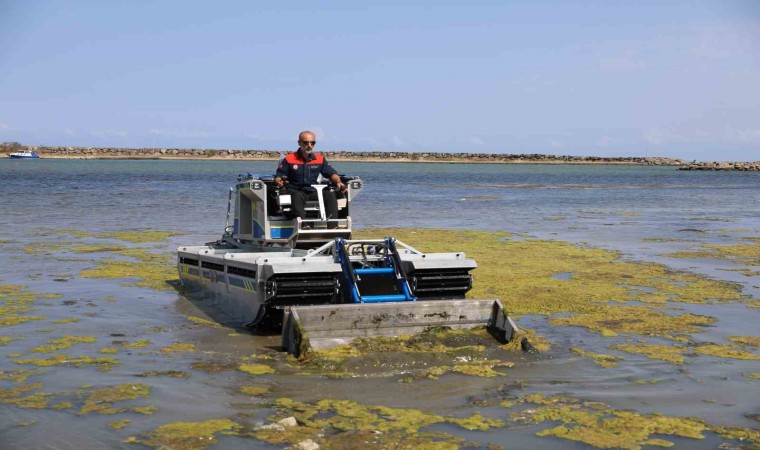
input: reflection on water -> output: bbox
[1,160,758,449]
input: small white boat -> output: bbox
[8,150,40,159]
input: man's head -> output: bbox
[298,130,317,158]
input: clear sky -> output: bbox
[1,1,758,161]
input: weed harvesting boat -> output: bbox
[177,174,521,355]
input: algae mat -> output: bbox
[2,227,759,450]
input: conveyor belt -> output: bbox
[410,269,473,299]
[265,273,340,305]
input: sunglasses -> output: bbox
[299,140,317,145]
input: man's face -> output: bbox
[298,133,316,157]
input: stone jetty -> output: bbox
[678,161,760,171]
[1,144,689,166]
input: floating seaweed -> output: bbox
[571,348,624,368]
[124,419,241,450]
[78,384,152,415]
[508,393,760,449]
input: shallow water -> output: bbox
[1,159,758,449]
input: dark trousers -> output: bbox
[287,187,339,223]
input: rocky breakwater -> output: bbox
[678,161,760,171]
[21,146,282,160]
[3,145,687,166]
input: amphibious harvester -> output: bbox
[177,174,520,355]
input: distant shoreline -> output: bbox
[3,145,759,170]
[1,145,684,166]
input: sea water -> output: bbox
[0,159,758,449]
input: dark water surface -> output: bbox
[1,159,758,449]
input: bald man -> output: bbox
[274,130,347,229]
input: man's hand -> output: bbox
[336,181,348,193]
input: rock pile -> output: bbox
[678,161,760,171]
[2,145,688,165]
[24,146,279,159]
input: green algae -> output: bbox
[308,327,491,360]
[100,347,119,354]
[550,306,714,339]
[251,397,502,448]
[610,344,688,364]
[663,238,760,269]
[0,369,44,383]
[122,339,151,348]
[508,394,760,449]
[50,228,182,243]
[132,405,159,415]
[727,335,760,347]
[357,229,742,321]
[0,335,23,345]
[503,328,552,352]
[634,379,662,384]
[1,285,60,328]
[95,230,183,243]
[68,243,131,254]
[0,315,46,327]
[571,348,624,368]
[80,257,177,291]
[693,344,760,360]
[0,383,52,409]
[137,370,189,378]
[125,418,241,450]
[239,363,275,375]
[749,373,760,379]
[401,360,515,381]
[52,229,93,238]
[297,397,501,432]
[14,354,121,371]
[78,383,152,415]
[242,352,274,361]
[29,335,97,353]
[109,419,131,429]
[186,315,223,328]
[1,285,28,295]
[50,318,81,324]
[451,360,514,377]
[190,361,239,373]
[26,236,180,291]
[297,326,524,379]
[159,342,196,352]
[642,238,697,243]
[240,386,269,396]
[20,242,72,254]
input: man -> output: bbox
[274,131,347,229]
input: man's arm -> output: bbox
[275,161,288,188]
[322,158,347,192]
[329,173,346,192]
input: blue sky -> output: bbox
[1,1,758,161]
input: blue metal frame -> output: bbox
[334,237,417,304]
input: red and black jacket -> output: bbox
[276,150,338,193]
